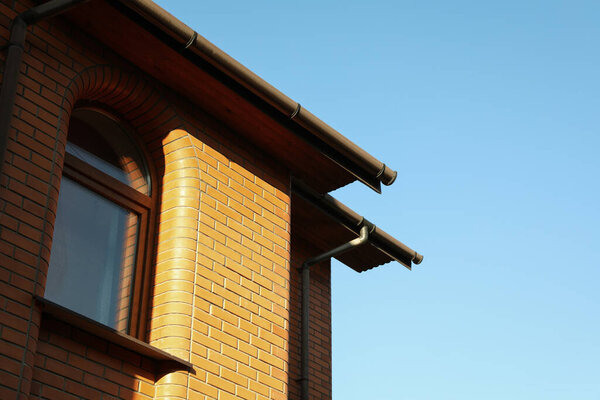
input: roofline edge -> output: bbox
[112,0,399,190]
[292,179,423,270]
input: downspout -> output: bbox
[0,0,90,175]
[300,224,371,400]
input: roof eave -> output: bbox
[292,179,423,272]
[110,0,398,193]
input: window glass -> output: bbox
[47,108,152,335]
[68,108,150,195]
[46,177,139,330]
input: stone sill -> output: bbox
[35,295,193,373]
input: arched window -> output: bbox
[46,108,153,337]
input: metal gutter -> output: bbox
[294,179,422,398]
[292,179,423,268]
[0,0,91,175]
[112,0,398,192]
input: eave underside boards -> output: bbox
[64,0,356,194]
[291,193,395,273]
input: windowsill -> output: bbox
[34,296,193,373]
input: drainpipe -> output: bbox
[0,0,90,175]
[300,224,371,400]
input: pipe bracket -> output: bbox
[289,103,301,120]
[375,163,386,179]
[360,218,376,234]
[183,31,197,50]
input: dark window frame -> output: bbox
[54,107,157,340]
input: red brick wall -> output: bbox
[0,1,332,399]
[32,316,156,400]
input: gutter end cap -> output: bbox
[383,167,398,186]
[413,252,424,265]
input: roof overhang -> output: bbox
[59,0,398,194]
[292,179,422,272]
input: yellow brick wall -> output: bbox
[149,126,291,400]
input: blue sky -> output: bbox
[155,1,600,398]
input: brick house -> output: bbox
[0,0,423,399]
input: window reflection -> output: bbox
[47,108,152,335]
[46,177,139,330]
[68,108,150,195]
